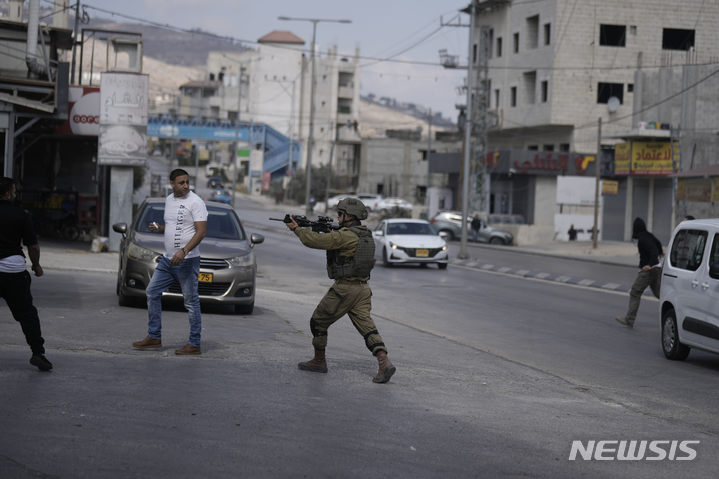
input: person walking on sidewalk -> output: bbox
[0,177,52,371]
[132,169,207,355]
[285,197,396,383]
[616,217,663,328]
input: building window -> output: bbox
[513,33,520,53]
[541,80,548,102]
[600,24,626,47]
[544,23,551,45]
[627,83,634,92]
[473,43,478,64]
[523,71,537,104]
[526,15,539,49]
[496,37,503,57]
[663,28,695,51]
[629,25,637,35]
[528,145,539,151]
[510,86,517,107]
[560,143,570,152]
[543,144,554,151]
[494,89,500,109]
[489,29,494,58]
[597,82,624,104]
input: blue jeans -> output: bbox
[146,256,201,347]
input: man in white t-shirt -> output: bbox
[132,169,208,354]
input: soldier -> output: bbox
[285,197,396,383]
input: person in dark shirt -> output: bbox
[567,224,578,241]
[0,177,52,371]
[615,217,663,328]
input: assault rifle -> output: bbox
[269,214,338,233]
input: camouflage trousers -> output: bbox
[309,279,387,356]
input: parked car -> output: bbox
[357,193,383,211]
[377,197,413,214]
[206,176,224,189]
[372,218,448,269]
[112,198,264,314]
[209,188,232,205]
[659,219,719,360]
[430,211,514,245]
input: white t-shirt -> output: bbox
[0,254,27,273]
[163,191,208,259]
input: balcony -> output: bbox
[338,86,354,99]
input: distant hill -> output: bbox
[87,20,246,67]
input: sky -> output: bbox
[75,0,471,121]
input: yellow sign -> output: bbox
[631,142,673,175]
[601,180,618,195]
[614,143,630,175]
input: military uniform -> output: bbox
[294,226,387,355]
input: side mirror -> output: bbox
[250,233,265,247]
[438,231,449,240]
[710,263,719,280]
[374,230,384,236]
[112,223,127,235]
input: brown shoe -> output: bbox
[615,316,634,328]
[132,336,162,349]
[175,344,201,355]
[373,351,396,384]
[298,348,327,373]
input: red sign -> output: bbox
[54,86,101,136]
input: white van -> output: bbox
[659,219,719,360]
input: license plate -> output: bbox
[416,249,429,257]
[198,272,213,282]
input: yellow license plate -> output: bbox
[198,272,213,282]
[416,249,429,257]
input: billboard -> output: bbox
[631,142,673,175]
[98,73,149,166]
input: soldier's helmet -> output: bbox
[336,197,368,220]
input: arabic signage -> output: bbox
[147,121,250,141]
[485,150,597,176]
[98,72,149,166]
[614,141,675,176]
[677,178,712,202]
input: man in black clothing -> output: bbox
[615,217,663,328]
[0,177,52,371]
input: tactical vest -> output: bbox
[326,226,375,280]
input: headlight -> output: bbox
[128,242,159,262]
[390,241,398,250]
[229,253,254,267]
[441,245,447,251]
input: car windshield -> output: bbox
[136,204,245,240]
[387,222,436,235]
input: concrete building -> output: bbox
[463,0,719,243]
[169,30,362,189]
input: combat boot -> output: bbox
[373,351,396,384]
[298,349,328,373]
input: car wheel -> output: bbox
[662,308,690,360]
[438,263,448,270]
[382,247,392,267]
[441,230,455,241]
[235,302,254,315]
[489,237,504,245]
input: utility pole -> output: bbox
[70,0,80,84]
[458,0,476,260]
[425,108,432,217]
[231,65,245,207]
[592,117,602,249]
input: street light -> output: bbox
[278,16,352,216]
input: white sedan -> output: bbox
[372,218,448,269]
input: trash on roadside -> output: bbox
[90,237,109,253]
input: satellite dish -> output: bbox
[607,96,621,113]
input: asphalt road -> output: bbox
[1,196,718,478]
